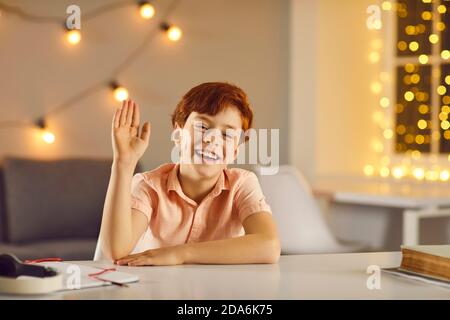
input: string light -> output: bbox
[160,22,182,41]
[442,50,450,60]
[35,118,55,144]
[65,28,81,45]
[0,0,182,136]
[139,1,155,19]
[418,54,428,64]
[363,165,375,176]
[110,81,129,102]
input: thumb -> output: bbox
[140,122,151,143]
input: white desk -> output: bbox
[313,178,450,245]
[2,252,449,299]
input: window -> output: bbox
[394,0,450,156]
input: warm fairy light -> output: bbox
[411,150,421,159]
[397,41,407,51]
[110,82,129,102]
[417,119,427,129]
[412,167,425,180]
[42,131,55,144]
[404,64,415,73]
[404,91,415,101]
[440,170,449,181]
[114,87,128,102]
[437,5,447,14]
[422,0,431,3]
[369,51,380,63]
[437,22,446,32]
[410,74,420,84]
[442,50,450,60]
[379,97,390,108]
[415,135,425,144]
[441,120,450,130]
[429,34,439,44]
[418,54,429,64]
[437,85,447,95]
[418,104,429,114]
[409,41,419,52]
[421,11,432,21]
[425,169,439,181]
[392,166,405,179]
[363,165,375,176]
[383,129,393,139]
[161,23,182,42]
[380,167,390,178]
[381,1,392,11]
[370,81,382,94]
[372,140,384,153]
[139,2,155,19]
[445,75,450,86]
[66,29,81,45]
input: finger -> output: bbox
[140,122,151,143]
[131,101,140,128]
[125,100,134,126]
[115,251,148,264]
[128,257,152,266]
[113,107,121,129]
[119,100,128,126]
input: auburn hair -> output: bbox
[171,82,253,131]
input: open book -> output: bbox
[382,245,450,288]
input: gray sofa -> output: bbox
[0,157,141,260]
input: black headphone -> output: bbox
[0,254,58,278]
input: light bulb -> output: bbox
[42,130,56,144]
[66,29,81,45]
[114,87,129,102]
[167,26,182,41]
[161,23,182,42]
[140,2,155,19]
[110,82,129,102]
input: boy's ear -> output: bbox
[172,123,183,145]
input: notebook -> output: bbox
[36,261,139,290]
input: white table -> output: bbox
[313,178,450,246]
[2,252,449,299]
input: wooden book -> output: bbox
[399,245,450,281]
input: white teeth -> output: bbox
[196,150,218,160]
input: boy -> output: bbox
[99,82,280,266]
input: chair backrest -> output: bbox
[255,165,342,254]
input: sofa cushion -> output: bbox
[2,157,141,244]
[0,238,98,260]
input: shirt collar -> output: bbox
[167,163,230,205]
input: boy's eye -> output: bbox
[223,132,234,140]
[194,123,208,131]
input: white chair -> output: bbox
[255,165,366,254]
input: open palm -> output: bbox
[112,99,151,165]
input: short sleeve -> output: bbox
[130,173,153,222]
[234,171,272,222]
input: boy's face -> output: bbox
[175,106,244,178]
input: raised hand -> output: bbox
[112,99,151,166]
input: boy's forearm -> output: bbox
[181,234,281,265]
[100,161,137,259]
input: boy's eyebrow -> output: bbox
[194,115,239,130]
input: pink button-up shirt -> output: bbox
[129,163,271,253]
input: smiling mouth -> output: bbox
[194,149,221,161]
